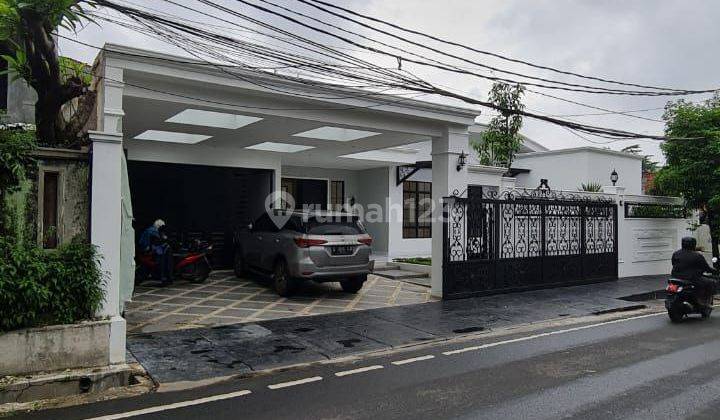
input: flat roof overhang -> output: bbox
[99,44,481,170]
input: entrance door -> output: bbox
[281,178,328,210]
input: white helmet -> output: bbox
[153,219,166,229]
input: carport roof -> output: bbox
[99,44,482,170]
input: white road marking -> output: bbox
[391,355,436,365]
[334,365,384,377]
[442,312,663,356]
[84,390,252,420]
[268,376,323,389]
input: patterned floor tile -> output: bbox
[126,273,435,333]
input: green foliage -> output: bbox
[0,127,35,194]
[0,0,95,79]
[0,237,105,332]
[578,182,603,192]
[393,257,431,266]
[0,127,36,235]
[621,144,659,173]
[655,93,720,250]
[59,55,92,86]
[0,0,97,145]
[473,82,526,168]
[627,203,686,219]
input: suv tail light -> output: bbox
[358,237,373,246]
[294,237,328,248]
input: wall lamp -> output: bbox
[457,151,467,172]
[611,169,619,186]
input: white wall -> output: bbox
[515,148,643,195]
[617,194,695,278]
[388,168,432,259]
[355,167,390,254]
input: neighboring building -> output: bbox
[513,147,644,195]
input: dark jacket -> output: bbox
[671,249,716,280]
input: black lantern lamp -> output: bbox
[456,151,467,171]
[610,169,619,186]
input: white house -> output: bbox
[5,43,694,368]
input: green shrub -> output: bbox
[394,257,432,266]
[579,182,603,192]
[0,237,105,332]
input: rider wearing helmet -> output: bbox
[139,219,173,286]
[671,237,717,300]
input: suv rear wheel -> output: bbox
[273,259,297,297]
[340,275,367,293]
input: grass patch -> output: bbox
[394,257,431,266]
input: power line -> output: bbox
[303,0,713,94]
[527,89,665,122]
[87,0,697,141]
[221,0,706,96]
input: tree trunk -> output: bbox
[34,95,63,145]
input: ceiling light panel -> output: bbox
[245,142,315,153]
[166,109,262,129]
[339,150,418,163]
[293,126,381,142]
[134,130,211,144]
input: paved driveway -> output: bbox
[125,270,434,333]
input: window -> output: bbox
[330,180,344,210]
[403,181,431,238]
[280,177,328,210]
[42,172,60,249]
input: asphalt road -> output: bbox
[16,309,720,420]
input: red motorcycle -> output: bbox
[135,239,213,284]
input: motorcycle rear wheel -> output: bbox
[186,261,210,284]
[668,307,684,323]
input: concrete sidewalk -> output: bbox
[127,276,666,384]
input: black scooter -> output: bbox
[665,260,718,323]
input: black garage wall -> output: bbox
[128,161,273,267]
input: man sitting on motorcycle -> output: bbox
[139,219,173,286]
[671,237,717,300]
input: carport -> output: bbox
[89,44,478,347]
[128,161,272,267]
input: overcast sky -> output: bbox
[60,0,720,163]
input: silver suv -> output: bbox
[233,211,374,296]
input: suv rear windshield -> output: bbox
[305,217,365,235]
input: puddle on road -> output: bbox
[337,338,362,348]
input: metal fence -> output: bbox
[443,186,618,299]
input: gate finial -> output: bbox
[537,179,550,190]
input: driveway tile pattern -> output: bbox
[127,276,667,384]
[126,271,434,333]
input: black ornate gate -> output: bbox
[443,184,618,299]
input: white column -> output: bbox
[96,59,125,133]
[88,58,127,365]
[603,185,626,277]
[89,131,126,364]
[500,176,517,192]
[431,125,470,298]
